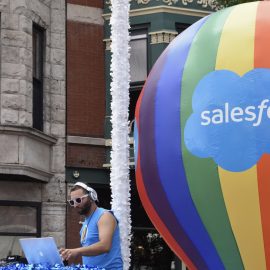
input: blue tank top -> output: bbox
[80,207,123,270]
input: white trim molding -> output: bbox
[105,30,178,48]
[149,30,178,44]
[67,136,133,147]
[67,135,107,146]
[67,3,104,25]
[103,161,135,168]
[103,38,112,50]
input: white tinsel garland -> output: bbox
[109,0,131,269]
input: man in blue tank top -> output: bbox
[60,182,123,270]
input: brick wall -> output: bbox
[66,0,107,252]
[67,144,106,168]
[67,21,105,137]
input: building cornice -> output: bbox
[105,0,217,9]
[0,125,57,145]
[0,164,54,182]
[103,5,212,20]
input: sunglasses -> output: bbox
[68,194,88,206]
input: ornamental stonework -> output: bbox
[106,0,217,9]
[149,31,178,44]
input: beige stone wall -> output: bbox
[0,0,66,248]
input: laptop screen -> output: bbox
[19,237,64,266]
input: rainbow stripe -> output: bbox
[135,2,270,269]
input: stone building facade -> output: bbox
[0,0,66,259]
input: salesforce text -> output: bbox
[201,99,270,126]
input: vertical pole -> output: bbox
[109,0,131,269]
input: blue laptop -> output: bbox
[19,237,64,266]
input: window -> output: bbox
[33,23,45,131]
[0,201,41,260]
[175,23,190,35]
[129,84,142,123]
[129,27,148,124]
[130,28,148,84]
[130,228,175,270]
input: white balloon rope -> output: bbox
[109,0,131,269]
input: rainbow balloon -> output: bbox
[134,2,270,270]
